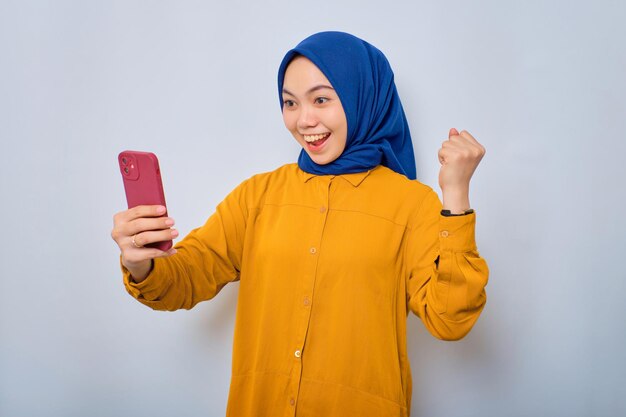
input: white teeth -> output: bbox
[303,133,330,142]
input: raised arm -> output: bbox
[406,127,488,340]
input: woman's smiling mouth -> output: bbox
[303,132,331,143]
[303,132,331,151]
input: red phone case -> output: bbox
[118,150,173,251]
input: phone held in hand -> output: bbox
[117,150,173,251]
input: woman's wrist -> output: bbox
[441,185,470,214]
[125,259,154,283]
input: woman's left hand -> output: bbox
[438,128,486,192]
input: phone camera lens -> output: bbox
[122,157,127,165]
[124,167,129,174]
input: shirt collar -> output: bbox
[300,167,374,187]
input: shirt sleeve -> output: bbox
[121,178,251,311]
[405,189,489,341]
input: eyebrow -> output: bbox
[282,84,334,97]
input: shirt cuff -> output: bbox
[120,257,169,300]
[438,211,477,252]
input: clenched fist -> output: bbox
[438,128,485,192]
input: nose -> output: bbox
[297,105,318,130]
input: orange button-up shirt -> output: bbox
[121,163,489,417]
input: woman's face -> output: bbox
[282,56,347,165]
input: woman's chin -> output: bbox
[308,154,336,165]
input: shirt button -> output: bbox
[295,350,301,358]
[319,206,326,213]
[440,230,449,238]
[290,398,295,406]
[310,247,317,254]
[303,296,311,306]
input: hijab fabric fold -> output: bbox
[277,31,417,180]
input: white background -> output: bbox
[1,1,625,416]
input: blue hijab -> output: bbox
[277,31,416,180]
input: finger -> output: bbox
[131,228,179,248]
[124,216,175,236]
[148,247,178,259]
[441,140,465,151]
[160,248,178,257]
[112,216,174,245]
[459,130,482,146]
[447,131,467,144]
[445,135,483,156]
[439,143,459,158]
[457,131,486,155]
[122,247,177,264]
[459,130,474,140]
[143,247,179,260]
[124,205,167,222]
[438,148,448,164]
[439,146,465,161]
[440,144,477,164]
[449,127,459,139]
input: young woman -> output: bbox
[111,31,488,417]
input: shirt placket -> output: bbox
[286,175,333,415]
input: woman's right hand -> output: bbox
[111,205,178,282]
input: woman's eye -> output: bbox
[283,100,295,108]
[315,97,329,104]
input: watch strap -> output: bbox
[441,208,474,217]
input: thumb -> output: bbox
[449,127,459,138]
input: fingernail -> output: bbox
[165,218,175,226]
[171,229,179,237]
[156,206,166,214]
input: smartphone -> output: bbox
[117,150,173,251]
